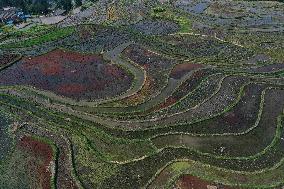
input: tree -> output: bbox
[0,0,51,14]
[57,0,72,11]
[75,0,82,7]
[0,0,11,7]
[31,0,50,14]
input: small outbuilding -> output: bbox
[0,7,28,24]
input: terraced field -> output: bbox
[0,0,284,188]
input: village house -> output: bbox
[0,7,30,25]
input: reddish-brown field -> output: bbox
[170,63,204,79]
[0,49,133,100]
[18,136,54,189]
[158,96,177,110]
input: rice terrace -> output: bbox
[0,0,284,188]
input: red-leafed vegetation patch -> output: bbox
[159,97,177,110]
[151,96,177,112]
[123,76,155,105]
[176,175,239,189]
[150,69,213,112]
[170,62,204,79]
[0,49,133,100]
[18,136,54,189]
[57,84,87,94]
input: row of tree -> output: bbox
[0,0,89,14]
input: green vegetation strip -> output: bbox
[0,27,75,49]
